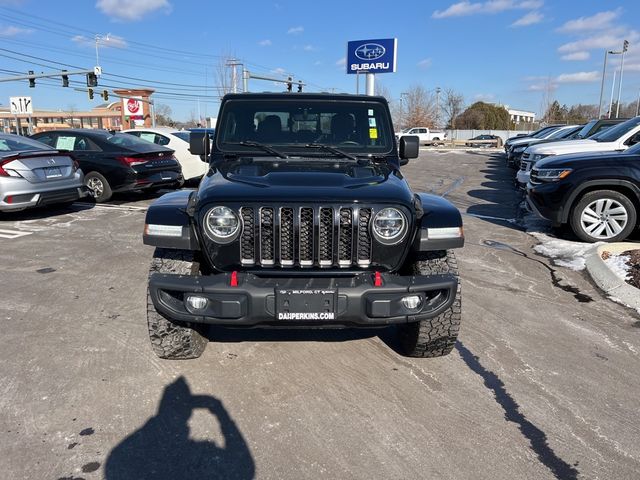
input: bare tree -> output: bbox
[66,104,77,127]
[154,103,174,126]
[539,77,556,124]
[401,85,436,129]
[442,88,464,129]
[375,82,403,130]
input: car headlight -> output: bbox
[203,206,241,243]
[535,168,573,182]
[372,208,407,244]
[532,154,550,161]
[513,146,526,152]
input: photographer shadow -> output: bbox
[105,376,255,480]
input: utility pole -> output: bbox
[598,50,612,118]
[226,59,243,93]
[608,69,617,119]
[435,87,441,127]
[615,40,629,118]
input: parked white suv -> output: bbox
[395,127,447,145]
[524,117,640,162]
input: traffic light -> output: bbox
[286,76,292,92]
[86,72,98,87]
[88,88,94,100]
[62,70,69,87]
[101,90,109,101]
[28,70,35,88]
[623,40,629,52]
[297,82,303,93]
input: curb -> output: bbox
[585,242,640,310]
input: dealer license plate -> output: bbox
[275,289,337,321]
[44,167,62,178]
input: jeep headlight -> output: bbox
[532,153,550,161]
[372,208,407,244]
[535,168,573,182]
[204,206,240,243]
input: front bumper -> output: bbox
[149,271,458,327]
[526,180,573,225]
[516,169,530,186]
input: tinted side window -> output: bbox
[75,136,101,151]
[156,134,170,146]
[33,134,56,147]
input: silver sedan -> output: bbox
[0,133,89,212]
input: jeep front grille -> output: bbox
[240,206,373,268]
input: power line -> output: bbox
[0,49,222,93]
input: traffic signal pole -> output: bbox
[0,68,101,85]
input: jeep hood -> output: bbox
[196,160,415,206]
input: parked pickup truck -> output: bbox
[396,127,447,145]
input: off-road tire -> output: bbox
[84,171,112,203]
[147,248,208,359]
[398,250,461,358]
[570,189,637,243]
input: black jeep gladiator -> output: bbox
[143,93,464,359]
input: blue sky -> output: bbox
[1,0,639,121]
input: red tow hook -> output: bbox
[230,271,239,287]
[374,271,383,287]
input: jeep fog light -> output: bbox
[186,295,208,310]
[401,295,423,310]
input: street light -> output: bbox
[615,40,629,118]
[598,50,619,118]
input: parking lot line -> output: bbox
[0,228,34,239]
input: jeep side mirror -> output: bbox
[399,135,419,163]
[190,132,210,157]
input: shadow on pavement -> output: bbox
[465,154,527,230]
[207,325,382,344]
[456,341,579,480]
[105,377,255,480]
[0,201,95,222]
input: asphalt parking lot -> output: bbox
[1,151,639,480]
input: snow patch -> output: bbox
[529,231,600,271]
[521,210,601,271]
[603,254,631,281]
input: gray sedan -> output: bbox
[0,133,89,212]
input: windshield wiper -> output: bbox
[225,141,288,159]
[303,143,358,161]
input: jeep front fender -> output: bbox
[143,190,200,250]
[412,193,464,251]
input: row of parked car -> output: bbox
[503,117,640,242]
[0,127,211,211]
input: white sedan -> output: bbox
[122,127,208,182]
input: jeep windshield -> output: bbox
[216,98,394,157]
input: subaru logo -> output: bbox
[355,43,385,61]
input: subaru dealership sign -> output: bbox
[346,38,397,74]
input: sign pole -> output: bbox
[365,73,375,96]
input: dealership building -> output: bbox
[0,101,123,135]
